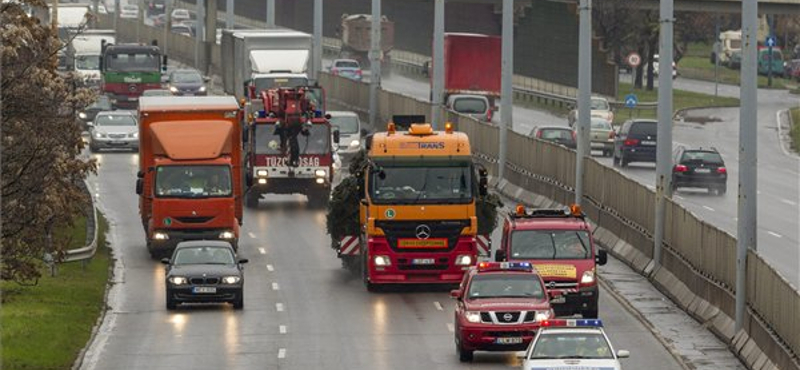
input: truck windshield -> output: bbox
[76,55,101,70]
[105,52,160,72]
[155,165,232,198]
[370,161,473,204]
[329,115,359,134]
[253,123,330,155]
[467,274,545,299]
[452,97,487,114]
[510,230,591,260]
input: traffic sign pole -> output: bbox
[574,0,592,207]
[654,0,674,270]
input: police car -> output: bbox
[450,262,555,362]
[519,319,629,369]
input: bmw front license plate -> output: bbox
[193,286,216,294]
[495,337,523,345]
[412,258,435,265]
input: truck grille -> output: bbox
[495,311,521,323]
[176,216,214,224]
[485,331,535,338]
[544,280,578,289]
[375,220,470,252]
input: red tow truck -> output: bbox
[495,205,608,318]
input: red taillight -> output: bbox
[717,167,727,174]
[571,131,577,141]
[674,164,688,173]
[332,70,339,75]
[356,70,363,76]
[623,138,639,146]
[536,131,543,138]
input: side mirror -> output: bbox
[238,258,249,264]
[87,122,94,127]
[595,249,608,266]
[135,178,144,195]
[160,258,170,265]
[617,350,630,359]
[494,249,506,262]
[161,55,168,73]
[248,84,256,99]
[360,128,368,137]
[449,289,462,299]
[203,76,211,83]
[333,129,341,144]
[515,351,527,360]
[137,170,144,179]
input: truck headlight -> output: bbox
[464,311,481,323]
[315,178,325,184]
[349,139,360,148]
[258,178,267,185]
[219,230,235,240]
[198,86,206,92]
[168,276,187,285]
[373,255,391,266]
[454,255,473,266]
[78,112,87,120]
[221,276,241,284]
[153,231,169,240]
[535,311,551,322]
[256,169,268,177]
[169,86,178,93]
[315,169,327,178]
[581,270,596,284]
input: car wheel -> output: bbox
[362,252,378,293]
[620,154,629,168]
[456,339,474,362]
[89,143,98,153]
[612,151,620,166]
[232,294,244,310]
[166,291,177,310]
[718,185,727,195]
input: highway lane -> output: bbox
[80,149,683,370]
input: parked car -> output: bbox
[758,47,784,77]
[166,69,208,96]
[141,89,174,97]
[88,111,139,152]
[785,59,800,81]
[119,4,138,19]
[589,117,615,157]
[78,95,113,129]
[329,59,363,81]
[170,23,194,38]
[170,8,191,23]
[671,146,727,195]
[446,94,495,122]
[613,119,657,167]
[327,111,365,160]
[648,54,677,79]
[529,126,577,149]
[568,96,613,127]
[727,50,742,69]
[162,241,248,310]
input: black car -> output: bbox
[529,126,577,149]
[613,119,657,167]
[167,69,208,96]
[162,241,248,310]
[671,146,727,195]
[78,95,113,129]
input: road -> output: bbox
[80,149,683,370]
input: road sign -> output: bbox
[624,94,638,108]
[765,36,777,48]
[626,52,642,68]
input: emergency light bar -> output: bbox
[512,203,584,219]
[477,261,533,272]
[540,319,603,328]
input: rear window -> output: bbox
[681,151,723,164]
[335,61,360,69]
[629,121,657,136]
[452,98,487,114]
[541,128,573,140]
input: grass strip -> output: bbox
[791,108,800,152]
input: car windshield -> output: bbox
[531,332,614,359]
[253,123,330,155]
[88,96,112,110]
[329,115,359,134]
[370,160,473,204]
[335,61,360,69]
[173,246,235,265]
[254,77,309,93]
[467,274,545,299]
[76,55,100,70]
[590,98,609,110]
[591,119,611,130]
[96,114,136,126]
[453,98,487,114]
[105,52,160,72]
[681,151,723,164]
[510,230,591,259]
[155,165,233,198]
[171,71,202,83]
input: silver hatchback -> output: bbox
[88,111,139,152]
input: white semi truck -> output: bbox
[69,30,116,86]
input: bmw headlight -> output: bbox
[465,311,481,323]
[222,276,241,284]
[218,230,235,240]
[169,86,178,93]
[581,269,596,284]
[169,276,187,285]
[79,112,87,120]
[315,169,327,178]
[349,139,360,148]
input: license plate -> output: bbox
[641,140,656,145]
[550,296,566,304]
[110,141,125,145]
[694,168,711,173]
[495,337,524,345]
[129,97,138,101]
[411,258,435,265]
[193,286,216,294]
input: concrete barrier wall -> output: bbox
[94,15,799,369]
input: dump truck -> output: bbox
[339,14,394,74]
[136,96,244,258]
[101,43,167,109]
[332,116,489,291]
[68,29,116,87]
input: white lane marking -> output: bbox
[258,247,266,255]
[434,301,444,311]
[272,282,280,291]
[276,303,284,312]
[278,348,286,359]
[768,231,783,238]
[702,205,715,212]
[279,325,287,334]
[248,232,256,239]
[780,199,797,206]
[267,264,274,272]
[446,323,455,333]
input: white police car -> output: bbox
[519,319,629,370]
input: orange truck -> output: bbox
[341,117,488,291]
[136,96,244,258]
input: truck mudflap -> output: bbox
[476,235,491,257]
[338,235,360,256]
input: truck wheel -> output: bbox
[245,190,260,208]
[362,252,379,292]
[89,143,98,153]
[165,291,177,310]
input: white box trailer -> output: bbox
[69,30,116,85]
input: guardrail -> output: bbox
[62,180,99,264]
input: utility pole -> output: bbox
[92,0,99,28]
[312,0,323,84]
[574,0,591,206]
[205,0,217,76]
[136,0,142,41]
[266,0,275,28]
[113,0,119,31]
[163,0,171,57]
[714,15,720,98]
[431,0,445,130]
[226,0,234,29]
[194,0,203,69]
[499,0,513,182]
[368,0,382,128]
[736,0,759,333]
[654,0,675,269]
[52,0,58,30]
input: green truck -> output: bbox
[100,44,167,109]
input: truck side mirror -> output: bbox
[135,178,144,195]
[333,129,341,144]
[595,249,608,266]
[137,170,144,178]
[494,249,506,262]
[248,85,256,99]
[360,128,368,137]
[161,55,168,73]
[449,289,462,299]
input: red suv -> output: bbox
[451,262,554,362]
[495,205,607,318]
